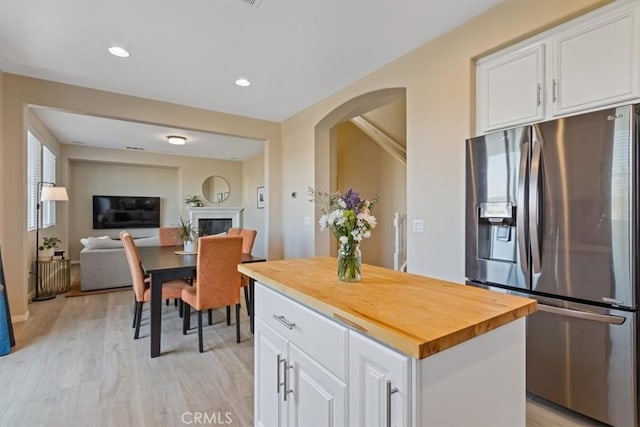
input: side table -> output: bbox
[35,259,71,297]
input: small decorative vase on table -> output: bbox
[309,187,379,283]
[338,243,361,282]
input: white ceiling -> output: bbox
[0,0,501,122]
[32,108,265,161]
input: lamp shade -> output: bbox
[40,186,69,202]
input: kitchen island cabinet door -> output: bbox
[349,331,411,427]
[287,343,348,427]
[255,318,288,427]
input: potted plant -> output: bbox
[176,217,198,252]
[39,237,61,260]
[184,194,202,207]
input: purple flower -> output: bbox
[340,188,362,212]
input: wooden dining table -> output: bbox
[137,245,265,358]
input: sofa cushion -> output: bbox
[81,236,122,249]
[80,235,160,250]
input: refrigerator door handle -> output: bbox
[538,304,626,325]
[516,141,529,276]
[529,126,542,273]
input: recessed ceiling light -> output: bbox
[235,78,251,87]
[108,46,130,58]
[167,135,187,145]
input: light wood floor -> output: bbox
[1,291,605,426]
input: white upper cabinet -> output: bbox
[476,1,640,134]
[478,44,545,132]
[551,5,639,116]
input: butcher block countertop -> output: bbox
[239,257,537,359]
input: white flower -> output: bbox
[339,236,348,244]
[357,212,377,229]
[363,230,371,239]
[319,215,329,231]
[338,200,347,209]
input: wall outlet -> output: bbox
[412,219,424,233]
[304,216,312,226]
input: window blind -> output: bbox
[26,132,57,230]
[42,145,56,228]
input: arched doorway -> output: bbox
[313,87,406,259]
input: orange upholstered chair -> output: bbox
[238,228,257,314]
[181,235,243,352]
[226,227,241,237]
[121,231,191,339]
[159,227,181,247]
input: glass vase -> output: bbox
[337,243,361,282]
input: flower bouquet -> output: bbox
[309,187,379,282]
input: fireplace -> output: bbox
[198,218,232,236]
[188,207,244,236]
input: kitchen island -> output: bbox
[239,257,537,427]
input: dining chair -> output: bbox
[159,227,181,247]
[223,228,257,317]
[181,235,243,353]
[238,228,257,314]
[121,231,190,339]
[159,226,189,307]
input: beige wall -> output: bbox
[280,0,609,283]
[63,144,245,259]
[68,160,178,259]
[362,99,407,146]
[242,153,266,258]
[2,73,281,319]
[337,121,406,269]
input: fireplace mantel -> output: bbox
[188,207,244,232]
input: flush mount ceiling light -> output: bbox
[235,78,251,87]
[167,135,187,145]
[108,46,130,58]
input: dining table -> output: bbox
[137,245,265,358]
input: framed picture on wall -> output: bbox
[257,186,265,209]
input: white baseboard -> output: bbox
[11,311,30,323]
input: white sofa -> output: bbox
[79,235,160,291]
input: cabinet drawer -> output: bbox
[255,283,348,380]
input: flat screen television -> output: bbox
[92,195,160,229]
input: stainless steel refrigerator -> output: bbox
[465,104,638,427]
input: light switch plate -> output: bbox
[412,219,424,232]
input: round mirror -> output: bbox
[202,175,230,204]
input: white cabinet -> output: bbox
[288,343,348,427]
[254,285,348,427]
[349,331,410,427]
[476,1,640,134]
[551,5,640,116]
[255,318,288,427]
[477,44,545,132]
[254,282,527,427]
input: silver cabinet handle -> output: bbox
[276,354,285,394]
[386,380,399,427]
[283,361,294,401]
[536,83,542,106]
[273,314,296,330]
[552,79,557,103]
